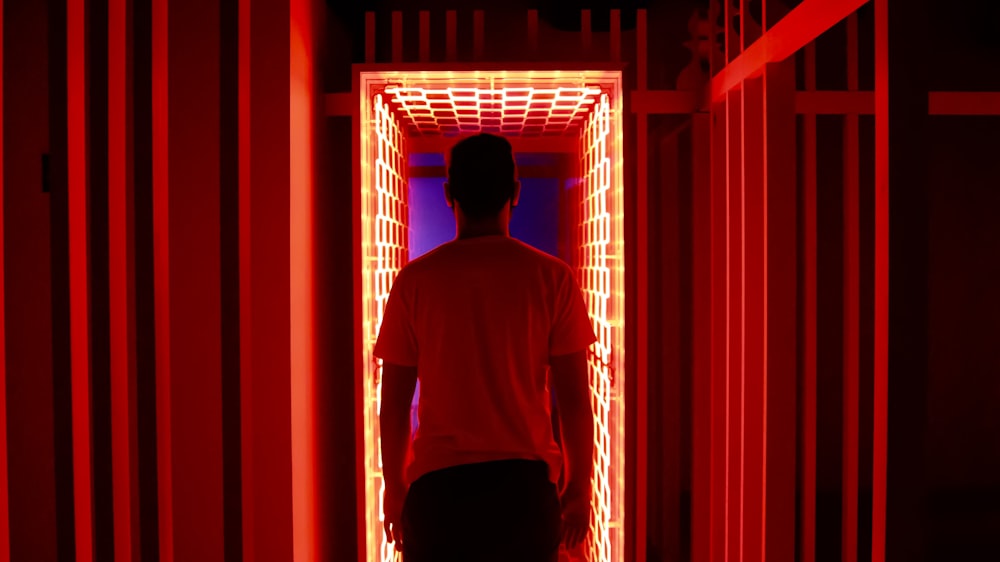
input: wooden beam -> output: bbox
[710,0,869,101]
[928,91,1000,115]
[795,91,874,114]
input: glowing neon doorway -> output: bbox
[355,69,624,562]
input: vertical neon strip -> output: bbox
[610,10,620,62]
[238,0,253,560]
[364,12,375,63]
[151,0,173,559]
[390,11,402,63]
[290,0,316,558]
[872,1,889,560]
[418,11,430,62]
[445,11,456,62]
[634,11,648,562]
[366,95,408,562]
[526,10,538,54]
[801,42,819,562]
[108,0,131,559]
[578,93,621,562]
[68,0,95,559]
[580,10,592,53]
[473,10,484,60]
[691,113,712,562]
[0,2,8,557]
[710,99,728,562]
[842,13,861,562]
[726,89,744,562]
[740,76,765,562]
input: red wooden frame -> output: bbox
[842,14,861,562]
[109,0,133,559]
[800,42,819,562]
[152,0,173,558]
[872,1,889,560]
[290,0,317,559]
[238,0,254,560]
[68,0,95,559]
[0,2,8,558]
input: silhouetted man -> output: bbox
[376,133,596,562]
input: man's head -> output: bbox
[445,133,519,221]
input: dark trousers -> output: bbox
[401,459,561,562]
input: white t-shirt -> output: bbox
[374,235,596,485]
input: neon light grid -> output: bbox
[362,94,409,562]
[385,85,603,137]
[572,93,623,562]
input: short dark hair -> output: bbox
[447,133,517,220]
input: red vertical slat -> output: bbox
[726,89,744,562]
[109,0,132,559]
[581,10,592,54]
[238,0,253,560]
[610,10,621,62]
[68,0,95,559]
[473,10,484,60]
[391,11,402,63]
[800,42,818,562]
[636,10,646,90]
[763,59,797,562]
[634,11,648,562]
[872,1,889,560]
[0,2,8,557]
[691,113,712,562]
[418,11,430,63]
[152,0,173,558]
[445,11,456,61]
[290,0,316,557]
[364,12,375,63]
[742,75,765,562]
[710,98,728,562]
[527,10,538,54]
[842,13,861,562]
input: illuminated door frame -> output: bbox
[353,66,625,562]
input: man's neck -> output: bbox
[455,209,511,239]
[456,221,508,239]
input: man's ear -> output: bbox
[443,182,454,208]
[511,180,521,208]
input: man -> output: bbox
[376,133,596,562]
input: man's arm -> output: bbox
[549,349,594,548]
[379,362,418,546]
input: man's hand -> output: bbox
[383,480,406,550]
[560,479,592,549]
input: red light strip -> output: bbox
[290,0,317,558]
[576,93,621,562]
[362,94,409,562]
[0,1,8,557]
[709,98,728,562]
[872,0,889,560]
[238,0,253,561]
[690,113,712,562]
[68,0,95,559]
[742,76,766,562]
[710,0,869,102]
[726,89,744,562]
[801,42,819,562]
[152,0,173,558]
[385,86,602,137]
[109,0,132,559]
[842,14,861,562]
